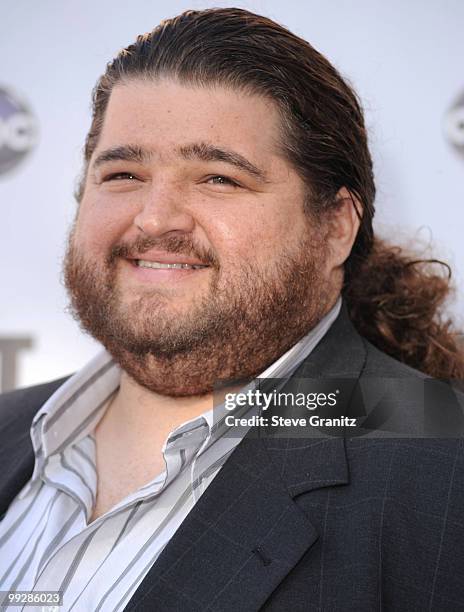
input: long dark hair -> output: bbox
[79,7,464,378]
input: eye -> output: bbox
[206,175,240,188]
[101,172,139,182]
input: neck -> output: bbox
[97,370,213,445]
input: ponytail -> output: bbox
[344,237,464,378]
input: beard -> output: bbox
[63,224,336,397]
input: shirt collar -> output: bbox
[30,354,119,477]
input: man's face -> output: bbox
[65,78,338,396]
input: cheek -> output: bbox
[202,205,297,270]
[74,198,133,253]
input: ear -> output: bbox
[326,187,362,268]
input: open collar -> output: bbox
[125,304,367,611]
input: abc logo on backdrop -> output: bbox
[0,86,38,176]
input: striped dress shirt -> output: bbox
[0,298,341,611]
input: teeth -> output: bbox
[136,260,206,270]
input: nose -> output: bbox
[133,182,195,237]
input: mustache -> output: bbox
[107,234,220,269]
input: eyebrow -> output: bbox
[92,142,268,183]
[178,142,268,183]
[92,145,150,169]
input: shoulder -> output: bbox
[361,337,427,379]
[360,336,463,410]
[347,337,464,482]
[0,377,70,435]
[359,335,464,431]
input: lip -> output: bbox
[127,250,208,267]
[123,257,209,284]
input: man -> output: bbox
[1,7,463,611]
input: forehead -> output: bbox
[94,78,288,171]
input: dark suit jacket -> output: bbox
[1,305,464,611]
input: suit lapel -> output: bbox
[125,433,349,612]
[126,305,365,611]
[0,428,35,519]
[0,377,68,518]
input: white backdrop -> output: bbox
[1,0,463,389]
